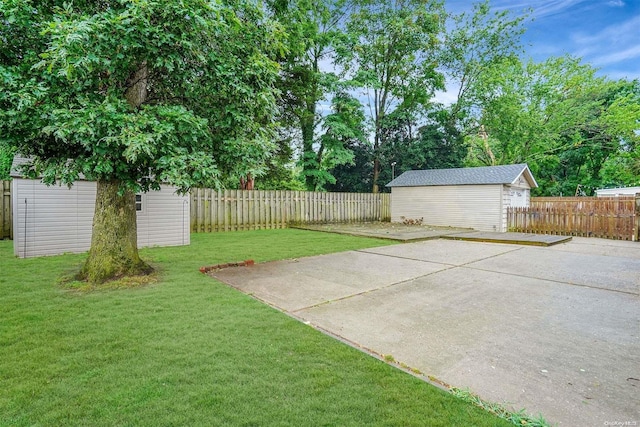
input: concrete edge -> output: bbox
[289,225,416,242]
[290,225,468,242]
[442,235,573,247]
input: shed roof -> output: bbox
[11,155,90,181]
[386,164,538,188]
[9,155,32,178]
[9,154,39,178]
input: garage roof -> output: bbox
[387,163,538,188]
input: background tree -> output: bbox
[268,0,354,191]
[0,142,14,180]
[254,135,307,191]
[378,111,465,186]
[311,91,367,189]
[1,0,282,283]
[598,79,640,188]
[336,0,445,192]
[466,56,640,195]
[326,140,373,193]
[439,1,527,135]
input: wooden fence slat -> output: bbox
[189,189,392,232]
[508,196,638,241]
[1,180,12,239]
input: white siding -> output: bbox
[502,171,533,231]
[595,186,640,197]
[137,185,190,248]
[12,179,189,258]
[391,185,504,232]
[511,174,532,190]
[502,185,511,232]
[502,185,531,231]
[506,186,530,208]
[13,180,96,258]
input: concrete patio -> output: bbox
[210,236,640,426]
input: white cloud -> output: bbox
[571,15,640,74]
[491,0,586,19]
[571,14,640,46]
[592,45,640,67]
[448,0,639,80]
[602,69,639,80]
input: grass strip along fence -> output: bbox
[508,196,639,241]
[191,189,391,232]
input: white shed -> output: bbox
[595,186,640,197]
[386,164,538,232]
[11,157,190,258]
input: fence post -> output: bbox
[1,180,12,240]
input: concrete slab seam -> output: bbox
[449,246,526,268]
[355,248,458,267]
[357,245,526,268]
[289,265,460,314]
[458,265,640,297]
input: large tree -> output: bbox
[328,108,466,193]
[379,111,465,183]
[598,79,640,188]
[439,0,527,134]
[268,0,353,191]
[466,56,640,195]
[1,0,281,283]
[336,0,445,192]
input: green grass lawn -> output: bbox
[0,229,511,426]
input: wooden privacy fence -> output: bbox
[508,196,640,241]
[1,180,11,240]
[191,189,391,232]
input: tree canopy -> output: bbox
[335,0,445,192]
[465,56,640,195]
[267,0,353,191]
[1,0,283,282]
[1,0,282,191]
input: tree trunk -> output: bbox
[301,99,317,191]
[80,180,151,283]
[372,156,380,193]
[240,173,254,190]
[372,128,382,193]
[79,62,151,284]
[125,61,148,109]
[301,56,319,191]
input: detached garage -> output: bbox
[386,164,537,232]
[11,157,190,258]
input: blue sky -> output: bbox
[445,0,640,81]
